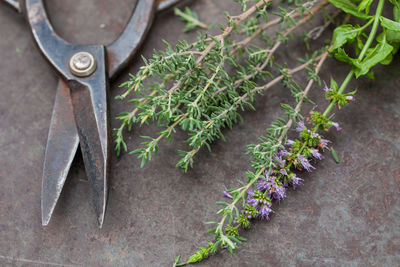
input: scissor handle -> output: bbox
[106,0,157,78]
[4,0,181,80]
[24,0,157,81]
[106,0,183,78]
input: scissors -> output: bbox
[2,0,181,227]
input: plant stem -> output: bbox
[322,0,384,117]
[215,48,329,244]
[187,53,326,157]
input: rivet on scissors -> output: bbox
[69,52,97,77]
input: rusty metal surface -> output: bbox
[0,0,399,266]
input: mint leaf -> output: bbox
[334,48,357,65]
[353,35,394,77]
[380,17,400,32]
[331,24,360,50]
[329,0,371,19]
[357,0,373,14]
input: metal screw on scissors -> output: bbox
[2,0,182,227]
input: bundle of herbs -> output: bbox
[114,0,399,265]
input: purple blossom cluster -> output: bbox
[225,120,331,223]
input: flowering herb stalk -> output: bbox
[175,0,400,264]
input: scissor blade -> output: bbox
[157,0,181,11]
[68,77,109,228]
[41,79,79,226]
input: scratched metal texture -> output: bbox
[0,0,399,266]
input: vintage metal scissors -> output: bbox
[2,0,181,227]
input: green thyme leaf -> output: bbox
[331,147,340,163]
[174,7,208,33]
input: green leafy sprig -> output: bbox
[176,0,400,264]
[176,47,331,266]
[114,0,330,171]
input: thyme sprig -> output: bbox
[115,0,330,171]
[177,0,400,264]
[176,47,330,266]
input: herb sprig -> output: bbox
[115,0,330,171]
[175,0,400,264]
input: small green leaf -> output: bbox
[357,0,373,14]
[386,5,400,42]
[203,221,219,225]
[330,77,339,91]
[173,255,186,267]
[330,24,360,51]
[380,53,393,65]
[329,0,371,19]
[394,4,400,21]
[174,7,208,33]
[334,48,357,65]
[353,35,393,77]
[331,147,340,163]
[380,17,400,32]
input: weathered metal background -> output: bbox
[0,0,399,266]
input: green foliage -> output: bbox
[330,24,362,51]
[331,147,340,163]
[225,225,239,236]
[174,7,209,32]
[174,0,400,265]
[187,245,210,263]
[236,214,251,228]
[252,191,270,205]
[311,111,332,130]
[329,0,371,19]
[330,0,399,78]
[325,77,356,108]
[244,204,259,217]
[115,0,326,172]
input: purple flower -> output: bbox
[286,139,294,146]
[292,175,303,190]
[318,137,330,150]
[257,179,269,191]
[273,186,286,200]
[323,81,333,92]
[332,122,342,131]
[297,154,315,172]
[296,121,305,132]
[247,189,258,206]
[346,95,355,101]
[274,154,286,168]
[258,205,272,220]
[310,148,323,160]
[223,191,233,199]
[280,168,288,176]
[279,149,289,157]
[264,169,272,178]
[310,131,319,139]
